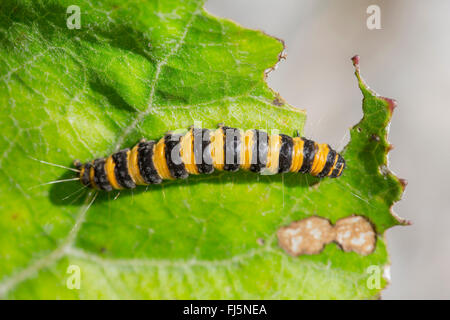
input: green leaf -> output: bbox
[0,0,405,299]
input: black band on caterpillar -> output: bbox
[223,126,241,172]
[137,141,162,184]
[299,138,317,174]
[165,133,189,179]
[317,147,337,178]
[250,129,268,173]
[330,154,346,178]
[112,149,136,189]
[80,162,91,186]
[194,128,214,174]
[278,134,293,173]
[93,158,112,191]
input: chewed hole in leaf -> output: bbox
[335,216,376,255]
[277,216,335,256]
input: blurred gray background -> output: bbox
[205,0,450,299]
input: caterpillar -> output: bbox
[73,126,345,192]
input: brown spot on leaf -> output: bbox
[335,216,376,255]
[399,178,408,190]
[279,49,287,60]
[383,97,397,114]
[351,54,360,67]
[272,95,285,106]
[277,217,335,256]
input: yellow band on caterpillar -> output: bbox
[328,152,339,176]
[180,129,199,175]
[105,155,122,189]
[211,128,224,170]
[266,134,281,174]
[89,163,99,189]
[128,145,147,185]
[290,137,304,172]
[79,166,85,182]
[237,129,245,170]
[337,161,345,176]
[310,143,329,176]
[153,138,173,180]
[241,130,254,170]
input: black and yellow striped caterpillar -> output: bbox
[74,126,346,191]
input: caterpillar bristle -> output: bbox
[61,185,88,201]
[29,156,80,173]
[29,177,80,190]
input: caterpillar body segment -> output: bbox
[75,126,346,191]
